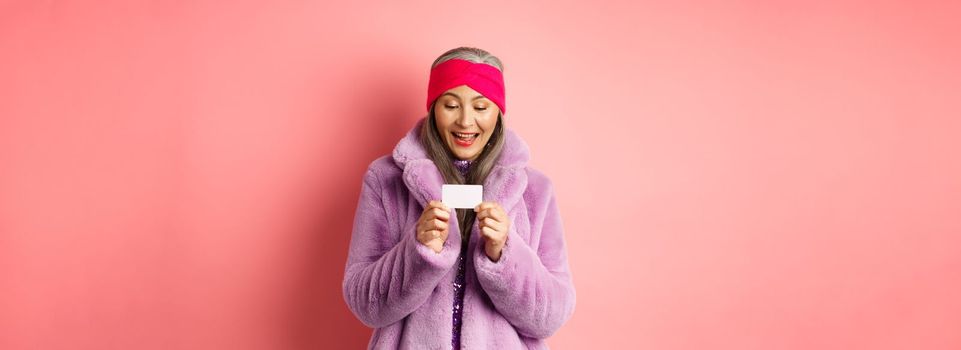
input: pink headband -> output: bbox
[426,59,506,115]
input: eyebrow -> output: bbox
[441,92,488,101]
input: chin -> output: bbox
[453,151,477,160]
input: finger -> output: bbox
[436,201,452,212]
[417,227,431,241]
[476,216,487,229]
[427,200,446,211]
[475,202,494,212]
[493,210,509,226]
[484,227,506,246]
[476,207,496,221]
[481,226,499,239]
[481,211,507,227]
[428,230,440,239]
[474,201,497,212]
[429,200,453,213]
[430,207,450,221]
[479,209,506,224]
[481,217,505,232]
[488,217,508,233]
[428,218,449,231]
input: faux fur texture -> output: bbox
[342,117,576,349]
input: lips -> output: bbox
[451,132,479,147]
[452,132,479,140]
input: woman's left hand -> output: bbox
[475,201,510,262]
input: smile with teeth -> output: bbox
[453,132,478,140]
[452,132,479,146]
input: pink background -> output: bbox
[2,1,960,349]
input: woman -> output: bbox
[342,47,575,349]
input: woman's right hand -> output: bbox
[416,200,451,253]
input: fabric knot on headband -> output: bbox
[426,58,506,115]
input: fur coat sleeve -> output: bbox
[341,167,463,328]
[471,174,575,338]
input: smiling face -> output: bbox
[433,85,501,161]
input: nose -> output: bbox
[455,109,475,128]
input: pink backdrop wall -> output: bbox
[2,1,959,349]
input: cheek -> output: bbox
[481,115,499,133]
[433,112,455,132]
[433,109,448,121]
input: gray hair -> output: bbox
[431,46,504,72]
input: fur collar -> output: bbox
[392,117,530,213]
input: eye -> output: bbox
[474,106,487,111]
[444,104,459,110]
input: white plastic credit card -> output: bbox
[441,184,483,209]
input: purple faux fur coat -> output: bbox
[342,117,576,349]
